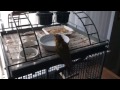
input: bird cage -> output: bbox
[0,11,109,79]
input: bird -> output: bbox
[54,34,73,74]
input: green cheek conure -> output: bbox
[54,34,73,73]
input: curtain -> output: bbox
[0,11,12,29]
[0,11,39,30]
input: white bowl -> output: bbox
[19,48,39,60]
[39,34,70,51]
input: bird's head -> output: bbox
[54,34,64,43]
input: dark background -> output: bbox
[105,11,120,76]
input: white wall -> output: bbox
[86,11,115,41]
[107,11,115,40]
[69,11,115,41]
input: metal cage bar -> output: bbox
[71,11,101,44]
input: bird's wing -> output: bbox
[56,42,72,68]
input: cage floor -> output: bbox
[2,29,96,66]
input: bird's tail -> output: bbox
[66,64,73,75]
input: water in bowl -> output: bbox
[44,40,55,46]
